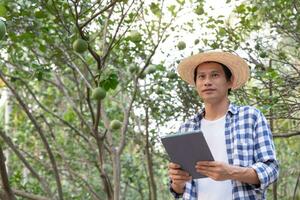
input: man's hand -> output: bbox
[195,161,233,181]
[168,162,192,194]
[195,161,260,184]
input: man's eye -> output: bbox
[212,73,219,77]
[198,75,205,79]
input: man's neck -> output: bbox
[203,99,229,121]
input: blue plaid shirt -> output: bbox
[170,103,279,200]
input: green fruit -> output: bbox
[110,120,122,130]
[129,65,139,73]
[167,71,177,79]
[129,31,142,43]
[139,72,146,79]
[91,87,106,100]
[0,20,6,40]
[194,6,204,15]
[194,39,200,45]
[177,41,186,50]
[46,0,55,12]
[146,65,156,74]
[73,38,88,53]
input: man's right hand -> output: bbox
[168,162,192,194]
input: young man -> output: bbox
[168,51,279,200]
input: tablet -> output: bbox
[161,130,214,179]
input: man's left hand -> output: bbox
[195,161,234,181]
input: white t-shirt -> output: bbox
[197,115,232,200]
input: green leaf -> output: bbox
[219,27,227,36]
[19,32,35,41]
[34,10,48,19]
[235,4,246,14]
[100,73,119,91]
[168,5,176,17]
[176,0,185,6]
[150,3,161,17]
[156,64,165,71]
[39,44,47,53]
[0,4,7,17]
[206,24,216,29]
[63,107,76,122]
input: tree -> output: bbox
[0,0,194,199]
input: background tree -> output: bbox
[0,0,299,200]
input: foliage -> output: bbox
[0,0,299,199]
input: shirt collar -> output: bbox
[228,103,238,115]
[198,102,238,119]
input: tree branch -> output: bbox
[273,131,300,138]
[0,70,64,200]
[293,172,300,200]
[0,144,16,200]
[54,72,94,135]
[0,131,52,197]
[103,0,142,64]
[80,0,118,29]
[0,188,51,200]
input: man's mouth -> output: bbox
[202,89,215,92]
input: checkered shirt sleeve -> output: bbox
[249,108,279,190]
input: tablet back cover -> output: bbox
[161,131,214,179]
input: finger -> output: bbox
[196,165,217,172]
[196,168,209,173]
[195,168,215,177]
[195,164,215,170]
[172,179,189,186]
[171,175,192,181]
[168,162,181,169]
[196,161,215,166]
[169,169,190,176]
[195,170,208,177]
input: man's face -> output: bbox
[195,62,233,104]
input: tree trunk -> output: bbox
[268,62,277,200]
[113,150,121,200]
[2,88,12,177]
[0,145,16,200]
[145,107,157,200]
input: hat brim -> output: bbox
[177,51,249,90]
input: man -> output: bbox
[168,51,279,200]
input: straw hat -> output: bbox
[177,51,250,90]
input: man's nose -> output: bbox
[203,77,212,86]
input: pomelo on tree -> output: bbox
[73,38,88,53]
[167,71,177,79]
[139,72,146,79]
[146,65,156,74]
[194,6,204,15]
[129,31,142,43]
[129,65,139,73]
[110,120,122,130]
[0,20,6,40]
[177,41,186,50]
[91,87,106,100]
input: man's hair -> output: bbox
[193,62,232,94]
